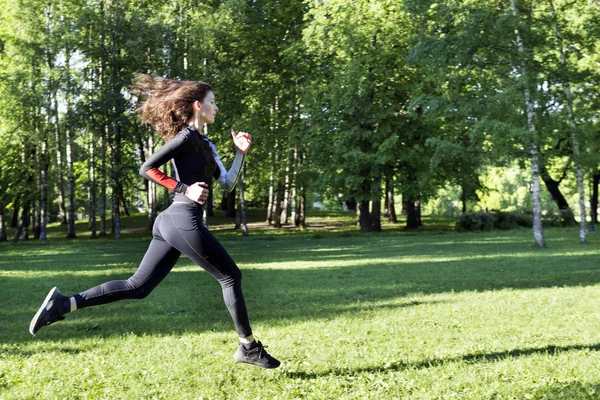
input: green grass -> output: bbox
[1,213,600,399]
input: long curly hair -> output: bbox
[131,74,213,142]
[131,74,217,177]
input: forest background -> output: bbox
[1,0,599,246]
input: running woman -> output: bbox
[29,74,280,369]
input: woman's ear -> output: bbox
[193,100,202,112]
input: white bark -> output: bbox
[65,49,76,238]
[88,132,97,237]
[550,0,587,243]
[146,133,157,227]
[291,147,298,226]
[280,155,290,225]
[510,0,546,247]
[267,160,275,224]
[40,137,48,243]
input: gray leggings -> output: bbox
[74,202,252,337]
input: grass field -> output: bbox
[1,211,600,399]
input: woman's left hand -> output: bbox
[232,130,252,153]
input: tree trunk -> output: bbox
[291,147,298,226]
[404,197,420,229]
[65,49,77,239]
[235,196,241,230]
[346,198,357,211]
[266,169,274,224]
[591,173,599,225]
[98,0,107,237]
[540,167,569,210]
[13,203,30,242]
[298,185,307,228]
[238,166,249,236]
[110,9,121,240]
[31,203,39,240]
[460,183,468,214]
[550,0,587,243]
[111,196,120,238]
[371,199,382,232]
[540,165,575,225]
[147,176,156,229]
[162,163,170,209]
[371,200,381,231]
[99,124,108,237]
[144,135,156,230]
[206,180,215,217]
[0,203,6,242]
[370,176,382,231]
[219,191,227,211]
[271,142,282,227]
[528,127,545,246]
[511,0,546,248]
[86,68,97,237]
[385,175,397,223]
[138,128,153,229]
[39,136,49,243]
[11,202,19,228]
[570,129,587,241]
[359,200,371,232]
[12,213,23,243]
[44,12,67,227]
[280,157,290,225]
[266,150,276,224]
[274,182,283,228]
[20,142,34,241]
[52,89,67,225]
[110,135,121,239]
[226,190,236,218]
[88,132,98,237]
[118,183,129,216]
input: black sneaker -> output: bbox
[29,287,68,335]
[233,341,281,369]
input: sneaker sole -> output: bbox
[29,287,59,335]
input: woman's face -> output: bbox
[196,91,218,125]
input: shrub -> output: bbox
[543,209,577,227]
[495,211,532,230]
[456,208,579,231]
[456,211,496,231]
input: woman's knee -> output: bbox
[218,268,242,288]
[125,280,154,299]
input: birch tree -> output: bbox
[510,0,546,247]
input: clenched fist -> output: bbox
[184,182,209,205]
[232,130,253,154]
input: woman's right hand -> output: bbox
[184,182,209,205]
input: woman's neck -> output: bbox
[188,115,206,131]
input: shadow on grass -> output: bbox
[284,342,600,379]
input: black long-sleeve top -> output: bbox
[139,126,245,203]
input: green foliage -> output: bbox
[456,209,577,231]
[1,0,600,237]
[456,210,497,231]
[302,0,420,204]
